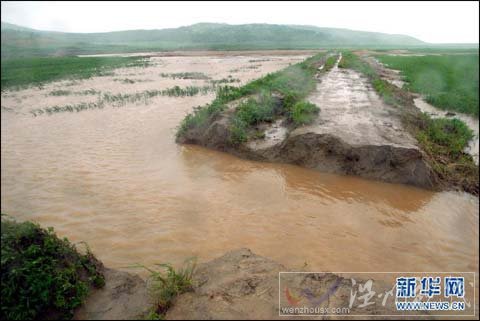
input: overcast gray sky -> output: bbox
[1,1,478,43]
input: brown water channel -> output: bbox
[1,53,478,278]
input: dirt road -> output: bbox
[238,54,436,188]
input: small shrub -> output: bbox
[236,95,274,126]
[1,217,104,320]
[119,78,135,84]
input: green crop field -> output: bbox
[1,56,146,90]
[377,54,479,117]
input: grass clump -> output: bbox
[48,88,100,97]
[134,258,196,318]
[162,85,211,97]
[414,114,478,194]
[49,89,72,96]
[323,55,338,71]
[210,77,240,85]
[377,54,479,117]
[76,88,101,95]
[235,92,275,125]
[248,58,271,63]
[1,217,104,320]
[289,101,320,126]
[160,72,210,80]
[30,101,106,116]
[416,116,473,158]
[228,91,276,144]
[229,117,249,145]
[115,78,136,84]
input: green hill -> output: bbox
[1,21,429,58]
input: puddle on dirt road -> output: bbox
[302,53,417,149]
[1,54,478,279]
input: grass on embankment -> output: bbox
[376,54,479,117]
[340,51,478,194]
[177,52,331,144]
[1,56,149,90]
[1,216,105,320]
[323,54,338,71]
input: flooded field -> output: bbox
[1,52,478,279]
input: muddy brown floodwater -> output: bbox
[1,53,478,281]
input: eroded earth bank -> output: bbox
[74,249,417,320]
[177,54,437,189]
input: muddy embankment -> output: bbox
[75,249,407,320]
[177,54,437,189]
[363,54,479,165]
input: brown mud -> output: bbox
[178,54,437,189]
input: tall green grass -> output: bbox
[1,56,148,90]
[377,54,479,117]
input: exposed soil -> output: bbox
[166,249,422,319]
[74,268,152,320]
[70,248,478,320]
[178,55,437,189]
[71,249,404,320]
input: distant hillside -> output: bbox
[1,21,428,58]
